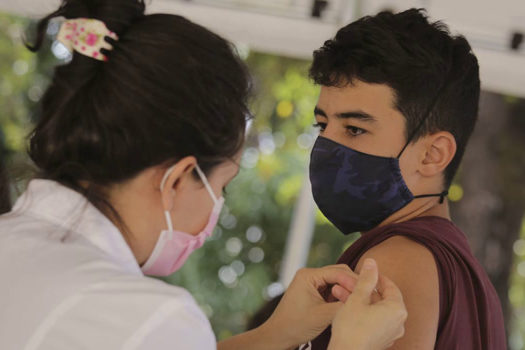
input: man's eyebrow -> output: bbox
[314,106,376,123]
[337,111,377,123]
[314,106,327,117]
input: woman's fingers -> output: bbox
[313,300,344,324]
[303,264,358,294]
[351,258,379,304]
[293,262,401,313]
[376,273,408,327]
[259,265,361,346]
[329,259,408,350]
[331,284,351,302]
[377,273,404,303]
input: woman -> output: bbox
[0,0,406,349]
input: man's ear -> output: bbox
[158,156,197,211]
[419,131,457,177]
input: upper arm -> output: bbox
[355,235,439,350]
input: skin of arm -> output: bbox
[328,258,408,350]
[353,235,439,349]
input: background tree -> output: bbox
[451,92,525,345]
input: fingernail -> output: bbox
[363,258,376,270]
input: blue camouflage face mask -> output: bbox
[309,132,448,235]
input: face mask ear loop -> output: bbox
[194,163,219,205]
[396,84,447,159]
[396,86,450,204]
[439,190,449,204]
[396,111,432,159]
[414,190,449,203]
[164,211,174,231]
[160,164,177,231]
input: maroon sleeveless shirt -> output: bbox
[309,216,506,349]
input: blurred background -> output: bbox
[0,0,524,348]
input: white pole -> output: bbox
[279,172,316,288]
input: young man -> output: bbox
[305,8,506,349]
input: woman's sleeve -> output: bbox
[122,296,217,350]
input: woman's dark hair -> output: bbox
[309,8,480,188]
[25,0,251,229]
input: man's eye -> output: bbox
[313,122,327,131]
[346,126,366,136]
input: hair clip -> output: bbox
[57,18,118,61]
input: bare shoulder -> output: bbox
[355,235,437,275]
[356,235,440,349]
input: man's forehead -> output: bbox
[317,82,397,116]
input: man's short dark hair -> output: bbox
[309,8,480,188]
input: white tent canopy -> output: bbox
[1,0,524,98]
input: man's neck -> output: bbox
[375,197,451,229]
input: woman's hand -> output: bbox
[328,258,408,350]
[260,264,358,349]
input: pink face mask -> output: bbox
[141,164,224,276]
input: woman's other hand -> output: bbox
[328,258,408,350]
[261,264,358,348]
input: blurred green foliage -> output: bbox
[0,15,34,161]
[509,219,525,348]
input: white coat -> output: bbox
[0,179,216,350]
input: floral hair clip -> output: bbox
[57,18,118,61]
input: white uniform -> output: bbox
[0,179,216,350]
